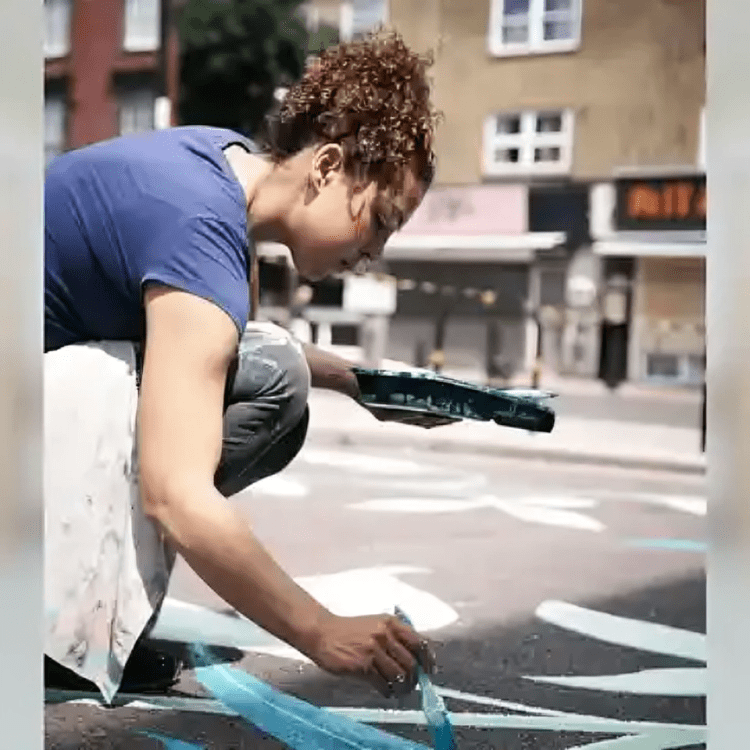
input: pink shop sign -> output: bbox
[399,185,527,236]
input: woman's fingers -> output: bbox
[383,633,419,693]
[372,649,408,696]
[389,617,438,675]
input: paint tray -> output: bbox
[352,367,556,433]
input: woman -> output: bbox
[45,30,444,699]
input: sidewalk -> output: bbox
[439,367,701,404]
[319,346,702,403]
[306,390,706,475]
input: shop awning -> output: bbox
[384,232,566,262]
[594,240,706,258]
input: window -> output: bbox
[331,324,359,346]
[489,0,582,56]
[645,352,704,385]
[45,94,67,167]
[646,353,680,380]
[340,0,388,42]
[698,106,705,170]
[484,109,574,176]
[118,87,156,135]
[123,0,160,52]
[44,0,71,58]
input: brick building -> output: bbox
[44,0,180,165]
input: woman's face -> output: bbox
[286,144,426,281]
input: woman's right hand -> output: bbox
[306,613,437,698]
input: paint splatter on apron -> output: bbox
[44,341,174,703]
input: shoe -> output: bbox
[45,644,182,694]
[119,644,183,693]
[45,656,97,692]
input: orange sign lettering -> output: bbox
[625,180,705,223]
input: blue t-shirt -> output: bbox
[45,126,257,353]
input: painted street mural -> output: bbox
[46,445,706,749]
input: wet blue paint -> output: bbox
[139,731,206,749]
[191,644,430,750]
[627,539,706,554]
[394,606,456,750]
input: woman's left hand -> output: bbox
[361,404,461,429]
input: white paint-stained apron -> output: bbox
[44,341,175,703]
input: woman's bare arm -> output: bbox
[301,342,360,398]
[138,286,330,654]
[137,287,435,694]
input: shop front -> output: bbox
[593,174,706,387]
[382,185,564,378]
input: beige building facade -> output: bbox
[391,0,704,185]
[383,0,706,386]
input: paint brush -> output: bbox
[394,606,458,750]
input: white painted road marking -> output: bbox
[525,667,706,696]
[535,600,706,662]
[150,566,458,664]
[250,475,309,497]
[350,494,605,532]
[299,448,449,476]
[596,491,707,516]
[349,498,485,513]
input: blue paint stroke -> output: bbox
[394,606,456,750]
[536,601,706,663]
[191,645,431,750]
[627,539,707,554]
[139,731,206,749]
[524,667,706,696]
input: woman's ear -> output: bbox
[311,143,345,189]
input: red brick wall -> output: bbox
[46,0,161,149]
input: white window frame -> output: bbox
[483,109,575,177]
[45,94,67,166]
[118,87,157,135]
[44,0,71,59]
[342,0,388,41]
[488,0,582,57]
[698,106,706,170]
[339,2,354,41]
[644,351,704,386]
[123,0,160,53]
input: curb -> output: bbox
[308,430,707,476]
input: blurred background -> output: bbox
[44,0,706,396]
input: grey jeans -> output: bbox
[215,324,311,497]
[136,323,311,498]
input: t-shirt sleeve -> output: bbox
[141,215,250,335]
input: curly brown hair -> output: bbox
[263,29,441,190]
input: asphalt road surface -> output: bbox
[46,445,707,750]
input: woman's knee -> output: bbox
[226,323,310,427]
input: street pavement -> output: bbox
[307,388,705,474]
[45,442,707,749]
[439,366,703,429]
